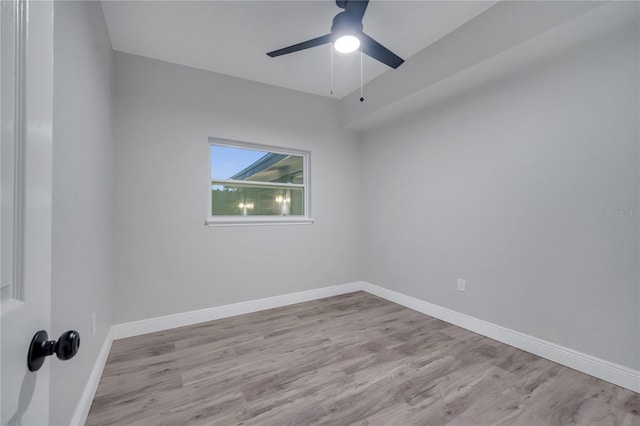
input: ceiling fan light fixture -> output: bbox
[334,35,360,54]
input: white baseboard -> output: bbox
[70,326,114,426]
[113,282,364,340]
[108,280,638,397]
[361,281,640,394]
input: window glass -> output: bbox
[208,140,310,224]
[211,146,304,184]
[211,184,304,216]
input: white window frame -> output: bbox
[205,137,313,227]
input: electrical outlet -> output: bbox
[457,278,466,292]
[91,313,97,336]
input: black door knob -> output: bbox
[27,330,80,372]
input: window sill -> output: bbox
[205,217,314,227]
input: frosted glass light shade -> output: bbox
[334,35,360,53]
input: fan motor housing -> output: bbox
[331,11,363,38]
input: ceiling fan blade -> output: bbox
[344,0,369,22]
[360,32,404,69]
[267,34,332,57]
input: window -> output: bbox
[206,139,312,226]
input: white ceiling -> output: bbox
[101,1,497,99]
[345,1,637,129]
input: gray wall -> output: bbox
[51,2,114,424]
[43,4,638,422]
[360,24,639,370]
[112,52,360,323]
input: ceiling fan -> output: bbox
[266,0,404,69]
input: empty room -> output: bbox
[1,0,639,425]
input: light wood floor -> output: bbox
[87,292,640,425]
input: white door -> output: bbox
[1,0,54,424]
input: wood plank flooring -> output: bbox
[87,292,640,425]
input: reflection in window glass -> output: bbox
[211,146,267,180]
[209,141,308,220]
[211,184,304,216]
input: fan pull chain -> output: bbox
[330,44,334,96]
[360,48,364,102]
